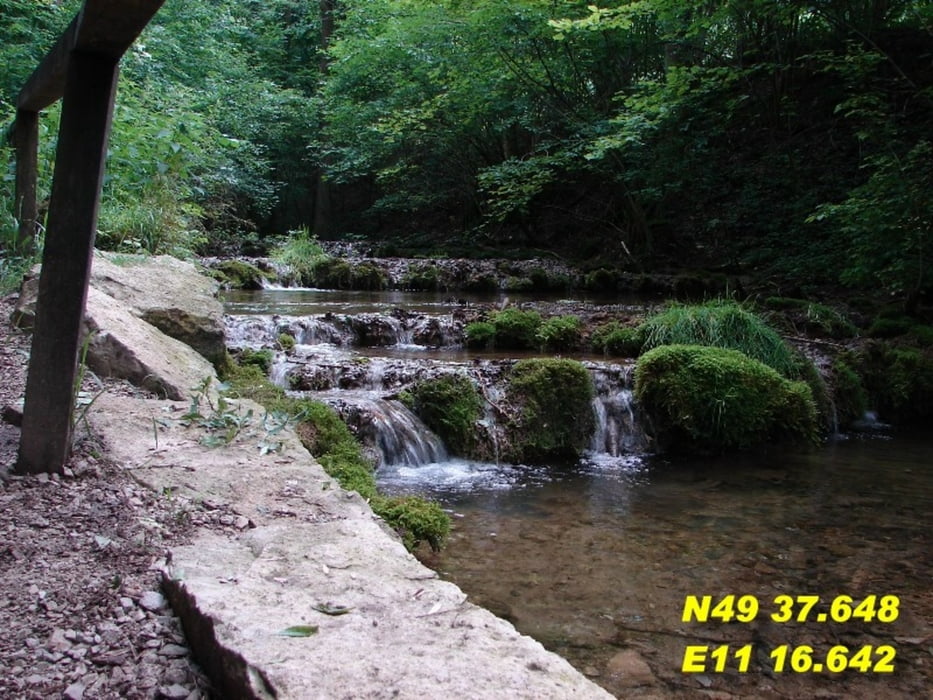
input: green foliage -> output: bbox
[236,348,274,375]
[504,358,595,462]
[465,321,496,350]
[491,309,542,350]
[846,342,933,424]
[408,374,483,456]
[763,298,857,339]
[634,345,819,453]
[639,301,799,378]
[830,356,868,428]
[536,315,582,352]
[400,265,441,292]
[591,321,643,357]
[278,332,296,352]
[271,228,329,286]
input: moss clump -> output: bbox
[400,265,442,291]
[536,315,582,352]
[465,321,496,350]
[374,496,451,552]
[634,344,818,453]
[270,228,328,285]
[236,348,274,375]
[409,374,483,456]
[277,332,296,352]
[591,321,643,357]
[639,300,799,378]
[212,260,271,290]
[504,358,595,462]
[491,309,541,350]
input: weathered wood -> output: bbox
[17,0,166,111]
[13,109,39,253]
[16,51,120,475]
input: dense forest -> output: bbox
[1,0,931,308]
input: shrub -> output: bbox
[409,374,483,456]
[639,300,798,378]
[634,344,818,453]
[270,228,328,285]
[536,315,582,352]
[491,308,541,350]
[591,321,643,357]
[504,358,595,462]
[465,321,496,350]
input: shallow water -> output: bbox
[380,436,933,698]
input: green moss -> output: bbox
[311,258,354,289]
[504,358,595,462]
[465,321,496,350]
[591,321,643,357]
[764,297,858,339]
[277,332,296,351]
[212,260,271,290]
[491,308,542,350]
[409,375,483,456]
[462,274,499,293]
[270,227,328,285]
[236,348,274,375]
[536,315,582,352]
[400,265,442,291]
[639,300,799,378]
[831,356,868,427]
[634,344,818,453]
[504,276,534,292]
[867,317,912,338]
[371,495,451,552]
[583,268,620,294]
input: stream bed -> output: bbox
[223,286,933,699]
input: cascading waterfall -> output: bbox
[587,363,649,456]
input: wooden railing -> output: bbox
[14,0,166,474]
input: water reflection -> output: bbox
[379,434,933,698]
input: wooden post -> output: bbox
[16,51,119,475]
[13,110,39,253]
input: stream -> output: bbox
[223,286,933,699]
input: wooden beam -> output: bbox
[13,110,39,253]
[16,51,120,475]
[17,0,166,111]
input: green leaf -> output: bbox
[277,625,319,637]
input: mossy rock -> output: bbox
[830,356,868,428]
[465,321,496,350]
[504,358,595,462]
[409,374,483,456]
[634,344,818,453]
[372,495,451,552]
[236,348,274,375]
[846,341,933,424]
[212,260,271,290]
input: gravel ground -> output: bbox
[0,293,211,700]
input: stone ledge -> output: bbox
[90,394,612,699]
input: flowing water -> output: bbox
[224,286,933,699]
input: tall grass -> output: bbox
[270,226,329,285]
[639,300,799,378]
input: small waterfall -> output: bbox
[587,362,649,456]
[372,400,448,467]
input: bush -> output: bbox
[591,321,643,357]
[504,358,595,462]
[270,228,328,285]
[465,321,496,350]
[536,315,582,352]
[634,344,818,453]
[491,308,541,350]
[639,300,799,378]
[409,374,483,456]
